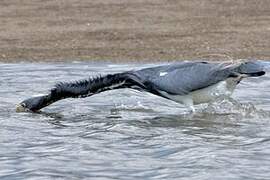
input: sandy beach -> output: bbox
[0,0,269,62]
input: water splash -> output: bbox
[202,97,270,119]
[2,62,270,180]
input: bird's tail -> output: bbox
[16,72,145,112]
[236,61,265,77]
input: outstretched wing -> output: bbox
[133,62,233,95]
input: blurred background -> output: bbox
[0,0,269,62]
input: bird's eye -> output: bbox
[21,103,26,107]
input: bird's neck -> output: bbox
[31,94,57,111]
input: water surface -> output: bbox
[1,62,270,180]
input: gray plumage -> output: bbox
[134,62,228,95]
[16,61,265,112]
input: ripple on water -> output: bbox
[1,62,270,179]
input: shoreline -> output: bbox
[1,0,269,62]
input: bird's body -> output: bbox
[16,61,265,112]
[161,79,232,104]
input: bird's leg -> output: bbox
[182,97,195,113]
[188,106,196,113]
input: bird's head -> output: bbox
[16,95,48,112]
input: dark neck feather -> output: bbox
[19,72,142,111]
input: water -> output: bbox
[1,61,270,180]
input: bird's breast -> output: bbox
[190,80,234,104]
[159,79,237,105]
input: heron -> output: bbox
[16,60,265,113]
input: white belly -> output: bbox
[159,80,237,106]
[190,80,233,104]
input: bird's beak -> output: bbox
[16,103,28,112]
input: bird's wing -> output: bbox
[134,62,233,95]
